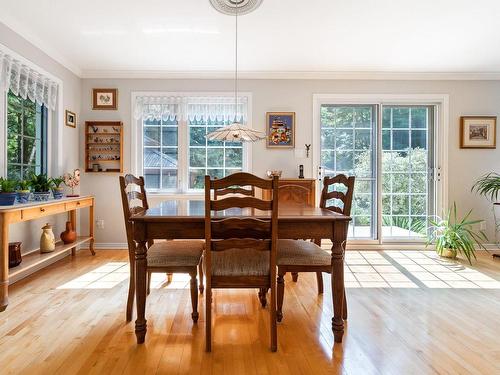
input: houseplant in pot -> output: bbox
[427,202,488,265]
[16,180,31,203]
[30,173,52,201]
[50,176,65,199]
[472,172,500,242]
[0,178,18,206]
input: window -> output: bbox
[137,94,250,193]
[6,91,47,180]
[316,96,441,242]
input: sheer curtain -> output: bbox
[0,50,59,110]
[134,94,248,123]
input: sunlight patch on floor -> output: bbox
[57,262,129,289]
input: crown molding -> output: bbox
[0,17,82,77]
[81,69,500,81]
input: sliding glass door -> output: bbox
[319,102,436,242]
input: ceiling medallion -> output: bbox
[209,0,263,16]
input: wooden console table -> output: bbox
[0,195,95,312]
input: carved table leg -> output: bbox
[331,221,346,343]
[0,215,9,312]
[135,239,148,344]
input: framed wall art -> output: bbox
[92,88,118,110]
[65,110,76,128]
[460,116,496,149]
[266,112,295,148]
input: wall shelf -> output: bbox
[85,121,123,173]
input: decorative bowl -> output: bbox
[266,170,282,178]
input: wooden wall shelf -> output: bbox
[85,121,123,173]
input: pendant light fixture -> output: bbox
[207,0,266,142]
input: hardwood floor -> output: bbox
[0,250,499,375]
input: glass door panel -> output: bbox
[381,106,434,239]
[320,105,377,239]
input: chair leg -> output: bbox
[316,272,324,294]
[291,272,299,282]
[189,272,199,323]
[277,271,285,322]
[126,260,135,322]
[167,272,173,283]
[343,291,348,320]
[146,271,152,296]
[270,280,277,352]
[198,261,204,294]
[205,287,212,352]
[258,288,267,308]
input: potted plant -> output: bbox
[0,178,18,206]
[50,176,65,199]
[472,172,500,233]
[16,180,31,203]
[30,173,52,201]
[427,202,488,264]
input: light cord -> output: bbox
[234,1,238,122]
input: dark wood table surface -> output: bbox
[130,199,351,344]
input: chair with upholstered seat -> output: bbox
[276,174,355,322]
[204,172,279,352]
[119,174,204,322]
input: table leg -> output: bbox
[331,221,346,343]
[135,240,148,343]
[69,210,77,256]
[0,215,9,312]
[89,201,95,255]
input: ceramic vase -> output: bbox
[52,187,64,199]
[60,221,77,244]
[40,223,56,253]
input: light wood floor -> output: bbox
[1,250,499,375]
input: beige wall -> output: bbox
[0,23,82,253]
[79,78,500,245]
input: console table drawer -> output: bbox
[22,203,66,220]
[65,199,92,211]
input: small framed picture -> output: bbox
[266,112,295,148]
[460,116,497,149]
[92,88,118,110]
[65,110,76,128]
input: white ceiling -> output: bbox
[1,0,500,78]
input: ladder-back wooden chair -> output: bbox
[204,172,279,352]
[276,174,355,322]
[119,174,204,322]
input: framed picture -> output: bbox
[460,116,497,149]
[65,110,76,128]
[266,112,295,148]
[92,88,118,110]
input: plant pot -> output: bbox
[60,221,77,244]
[437,248,457,259]
[0,192,17,206]
[16,190,31,204]
[33,192,51,201]
[52,187,64,199]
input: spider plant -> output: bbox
[426,202,488,264]
[472,172,500,202]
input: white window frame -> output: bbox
[0,42,64,178]
[312,93,449,246]
[131,91,253,197]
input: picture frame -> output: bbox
[460,116,497,149]
[92,88,118,110]
[65,110,76,128]
[266,112,295,148]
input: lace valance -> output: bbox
[134,95,248,123]
[0,50,59,110]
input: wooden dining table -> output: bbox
[130,199,351,345]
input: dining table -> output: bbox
[130,199,351,345]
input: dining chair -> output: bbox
[204,172,279,352]
[276,174,355,322]
[119,174,204,322]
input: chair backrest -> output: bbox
[214,184,255,200]
[205,172,279,278]
[119,174,149,260]
[319,174,355,216]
